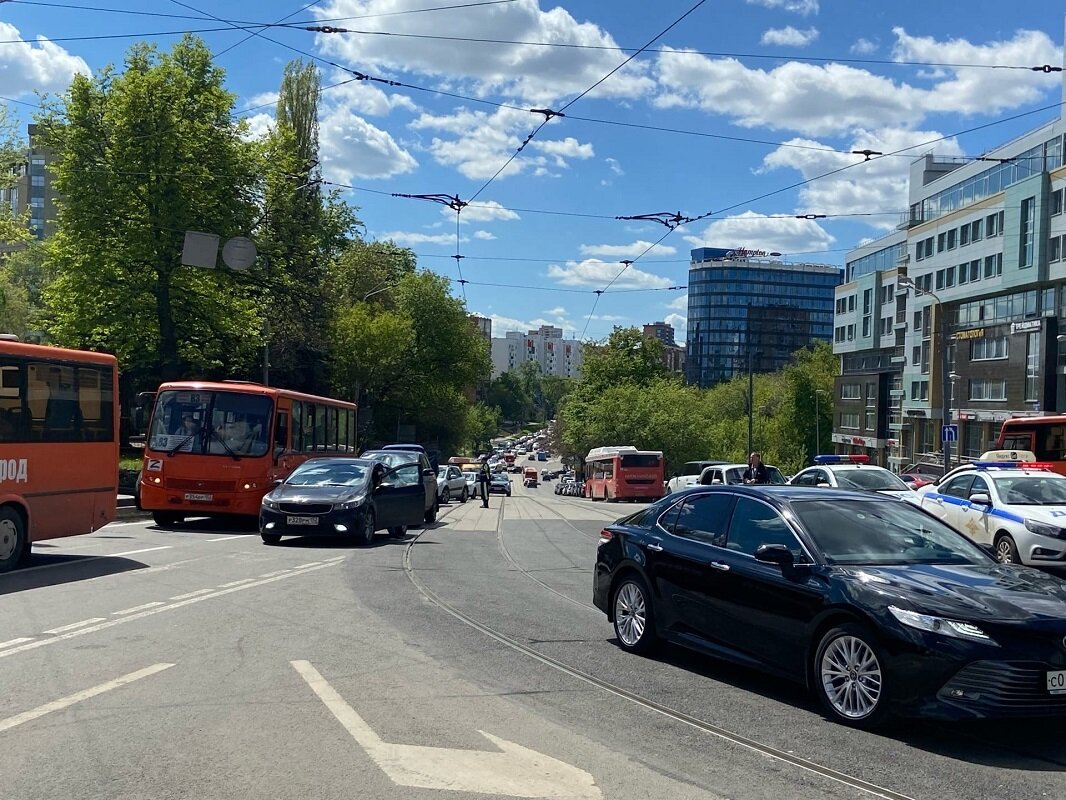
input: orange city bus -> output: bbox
[583,446,665,502]
[0,339,119,571]
[996,415,1066,477]
[140,381,357,526]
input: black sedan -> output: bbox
[593,485,1066,727]
[260,458,425,546]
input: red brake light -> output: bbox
[598,529,614,543]
[1020,462,1053,470]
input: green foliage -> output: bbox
[581,327,672,392]
[485,359,575,427]
[466,402,501,454]
[0,105,29,247]
[39,36,263,384]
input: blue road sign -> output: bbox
[942,424,959,442]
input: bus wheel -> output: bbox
[0,506,26,572]
[152,511,183,528]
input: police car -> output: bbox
[915,456,1066,565]
[789,455,915,499]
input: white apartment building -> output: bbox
[490,325,584,379]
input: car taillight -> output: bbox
[598,529,614,543]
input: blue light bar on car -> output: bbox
[971,461,1052,470]
[813,455,870,464]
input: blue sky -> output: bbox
[1,0,1065,340]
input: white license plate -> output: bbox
[287,516,319,526]
[184,492,213,502]
[1048,670,1066,695]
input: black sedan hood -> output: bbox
[269,483,364,504]
[839,563,1066,622]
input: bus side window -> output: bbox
[326,406,338,452]
[338,408,349,452]
[1002,432,1033,452]
[0,360,25,442]
[304,403,318,452]
[292,401,303,451]
[1040,426,1066,461]
[273,410,289,452]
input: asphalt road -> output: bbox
[2,464,1065,800]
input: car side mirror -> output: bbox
[754,544,795,569]
[273,446,284,465]
[272,478,284,487]
[422,468,434,477]
[969,492,992,506]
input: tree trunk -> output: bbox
[156,270,180,381]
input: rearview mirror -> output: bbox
[754,544,795,568]
[272,478,284,487]
[422,468,434,477]
[272,446,285,465]
[969,492,992,506]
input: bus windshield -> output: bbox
[148,390,272,457]
[620,454,661,469]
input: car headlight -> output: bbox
[1025,519,1066,539]
[262,496,280,509]
[336,496,366,510]
[888,606,997,645]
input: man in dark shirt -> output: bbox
[477,455,492,508]
[743,452,770,485]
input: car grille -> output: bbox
[279,503,333,515]
[939,661,1066,717]
[167,478,237,492]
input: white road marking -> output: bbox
[1,561,339,660]
[257,570,289,578]
[44,618,106,635]
[292,660,601,799]
[0,663,174,734]
[218,578,255,588]
[169,588,214,601]
[292,562,321,569]
[0,638,33,649]
[112,602,164,616]
[12,545,172,575]
[206,535,246,542]
[109,546,172,557]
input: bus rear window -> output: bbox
[621,454,661,469]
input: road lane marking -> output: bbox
[292,562,321,569]
[12,545,174,575]
[0,561,340,660]
[169,588,214,600]
[292,660,601,799]
[0,663,174,734]
[109,546,172,557]
[0,638,33,649]
[257,570,289,578]
[218,578,255,588]
[44,618,106,634]
[206,535,246,542]
[112,602,164,616]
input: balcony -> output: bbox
[896,210,926,231]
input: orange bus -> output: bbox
[139,381,357,526]
[583,446,665,502]
[0,339,119,571]
[996,416,1066,477]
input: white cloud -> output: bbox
[684,211,835,255]
[473,230,496,240]
[605,157,624,176]
[319,108,417,182]
[480,312,576,336]
[746,0,819,15]
[323,73,418,117]
[760,27,819,48]
[312,0,654,105]
[759,127,965,228]
[0,23,89,96]
[242,112,275,141]
[244,91,279,111]
[531,136,595,166]
[455,200,521,223]
[380,230,462,247]
[664,312,687,332]
[590,314,627,322]
[653,28,1061,137]
[579,241,678,259]
[547,259,673,289]
[667,293,688,311]
[544,306,567,316]
[850,38,878,55]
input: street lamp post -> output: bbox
[814,388,827,459]
[898,276,952,471]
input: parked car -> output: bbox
[697,462,788,487]
[360,448,439,523]
[437,465,469,503]
[594,484,1066,727]
[489,472,512,496]
[460,468,481,500]
[900,473,936,490]
[537,451,548,462]
[666,460,730,493]
[260,458,424,545]
[381,443,438,471]
[523,467,538,487]
[789,455,913,499]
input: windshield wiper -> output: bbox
[167,433,198,457]
[208,428,242,461]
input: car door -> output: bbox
[924,474,974,529]
[643,492,737,645]
[420,455,435,510]
[375,463,426,529]
[701,496,824,676]
[956,473,995,546]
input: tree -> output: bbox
[40,36,262,385]
[466,402,500,454]
[539,375,573,420]
[580,327,671,392]
[486,371,532,424]
[0,105,29,247]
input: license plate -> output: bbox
[287,516,319,526]
[184,492,213,502]
[1048,670,1066,695]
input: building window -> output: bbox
[969,260,980,282]
[912,345,921,366]
[846,324,855,341]
[937,232,946,253]
[936,270,944,290]
[987,212,998,237]
[960,225,969,246]
[840,412,860,430]
[970,219,982,241]
[915,244,924,262]
[863,289,872,314]
[971,336,1008,361]
[30,175,44,187]
[947,228,957,250]
[958,263,969,285]
[1020,196,1035,268]
[834,326,845,343]
[862,317,871,337]
[866,382,877,404]
[864,409,876,431]
[921,340,930,374]
[969,379,1007,401]
[944,266,955,288]
[983,254,1001,278]
[28,197,43,207]
[1051,236,1063,263]
[1025,331,1040,402]
[840,383,861,400]
[1052,188,1064,217]
[924,238,934,258]
[909,381,929,401]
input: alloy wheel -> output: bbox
[995,535,1017,564]
[820,635,883,720]
[614,582,647,648]
[0,518,16,561]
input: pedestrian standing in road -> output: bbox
[743,452,770,485]
[478,455,492,508]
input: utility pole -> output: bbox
[747,302,754,457]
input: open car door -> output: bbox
[375,463,426,529]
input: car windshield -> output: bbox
[833,468,910,492]
[462,471,478,480]
[148,389,272,457]
[724,466,787,485]
[992,475,1066,505]
[791,498,991,566]
[286,461,369,487]
[361,451,417,469]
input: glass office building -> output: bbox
[685,248,842,388]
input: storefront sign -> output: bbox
[831,433,885,448]
[1011,319,1042,334]
[953,328,985,341]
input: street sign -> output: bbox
[221,236,257,271]
[180,231,219,269]
[942,424,959,442]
